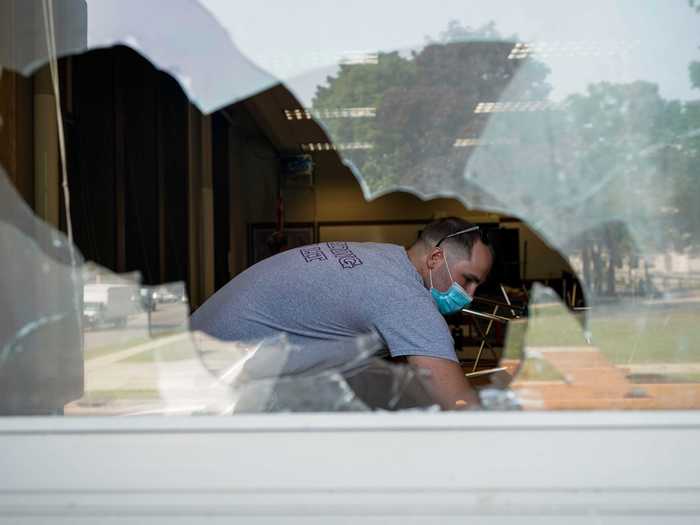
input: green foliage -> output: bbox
[525,300,700,364]
[548,81,700,287]
[690,1,700,90]
[434,19,504,43]
[312,22,550,194]
[691,61,700,90]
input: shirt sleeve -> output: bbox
[371,293,459,362]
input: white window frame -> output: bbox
[2,411,700,522]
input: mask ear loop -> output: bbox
[442,249,455,283]
[430,248,454,289]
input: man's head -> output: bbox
[407,217,494,299]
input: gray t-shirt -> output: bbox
[190,242,457,374]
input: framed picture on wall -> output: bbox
[249,223,315,266]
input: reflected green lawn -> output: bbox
[524,301,700,364]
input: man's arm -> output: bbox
[407,355,480,410]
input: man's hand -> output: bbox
[407,355,480,410]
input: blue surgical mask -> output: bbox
[429,255,473,315]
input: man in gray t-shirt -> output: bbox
[191,217,493,410]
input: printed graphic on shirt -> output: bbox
[327,242,363,269]
[300,245,328,263]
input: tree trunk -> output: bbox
[605,226,617,296]
[582,242,592,291]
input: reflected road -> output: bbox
[84,302,189,351]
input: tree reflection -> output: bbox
[312,21,550,195]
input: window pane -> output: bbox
[1,0,699,413]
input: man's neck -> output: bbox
[406,245,427,282]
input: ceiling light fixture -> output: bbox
[300,142,374,152]
[339,52,379,65]
[508,40,640,59]
[284,107,376,121]
[453,138,518,147]
[474,101,562,113]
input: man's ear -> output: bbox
[425,247,445,270]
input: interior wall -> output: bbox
[224,142,499,275]
[222,106,281,276]
[0,69,33,206]
[226,141,512,276]
[1,0,87,210]
[292,153,502,224]
[232,145,571,284]
[501,222,571,281]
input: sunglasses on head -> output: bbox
[435,226,488,248]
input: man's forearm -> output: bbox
[407,355,481,410]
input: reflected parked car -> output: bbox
[155,286,179,304]
[83,284,138,330]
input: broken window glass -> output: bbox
[1,0,699,414]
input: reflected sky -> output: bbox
[198,0,699,105]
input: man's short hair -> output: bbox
[415,217,489,259]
